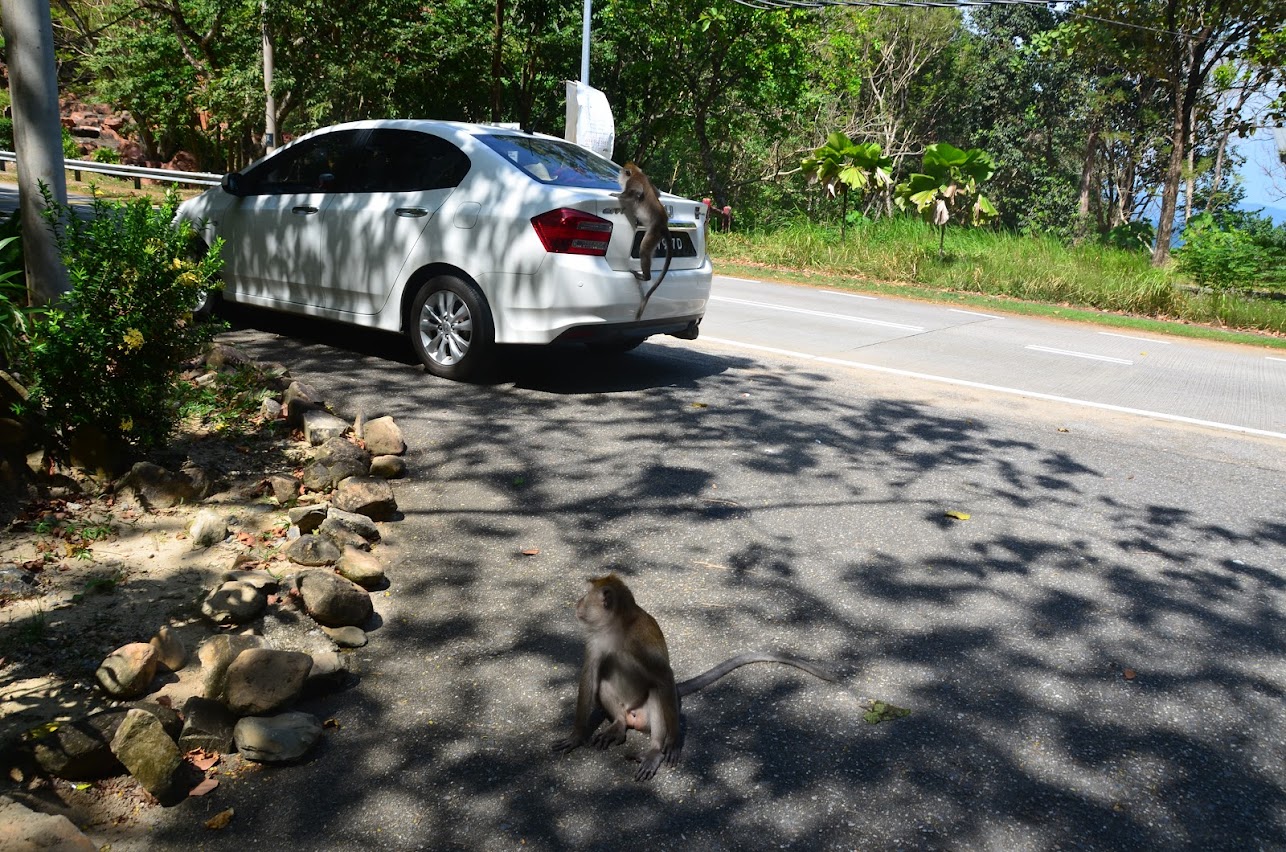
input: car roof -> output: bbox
[292,119,559,148]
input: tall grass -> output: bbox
[710,218,1286,336]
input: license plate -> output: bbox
[630,230,696,259]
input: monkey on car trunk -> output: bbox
[551,574,836,781]
[616,162,674,321]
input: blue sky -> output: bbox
[1237,128,1285,224]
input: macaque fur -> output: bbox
[551,574,836,781]
[616,162,674,320]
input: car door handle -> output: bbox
[292,206,318,215]
[395,207,429,218]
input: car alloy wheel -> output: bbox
[410,275,494,380]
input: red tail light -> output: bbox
[531,208,612,256]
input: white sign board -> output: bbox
[565,81,615,160]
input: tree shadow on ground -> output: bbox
[117,320,1286,850]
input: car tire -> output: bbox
[409,275,494,381]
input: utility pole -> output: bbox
[1,0,70,303]
[580,0,591,86]
[262,0,277,151]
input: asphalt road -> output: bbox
[121,287,1286,851]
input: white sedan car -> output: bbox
[177,119,712,379]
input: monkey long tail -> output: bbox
[677,652,837,697]
[634,236,673,321]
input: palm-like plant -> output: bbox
[895,143,999,258]
[802,131,893,237]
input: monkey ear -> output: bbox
[599,586,616,611]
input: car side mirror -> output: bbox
[222,172,247,197]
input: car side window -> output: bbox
[348,130,471,193]
[241,131,359,195]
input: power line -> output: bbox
[731,0,1200,40]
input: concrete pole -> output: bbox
[1,0,70,303]
[262,0,277,151]
[580,0,591,85]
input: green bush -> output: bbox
[61,128,80,160]
[1173,213,1264,291]
[0,118,13,151]
[0,211,27,367]
[90,147,121,164]
[13,187,223,458]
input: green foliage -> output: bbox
[90,147,121,164]
[0,212,28,367]
[1102,221,1156,253]
[801,131,892,236]
[14,187,224,458]
[61,128,80,160]
[895,143,999,258]
[175,362,275,436]
[1173,213,1275,291]
[0,118,13,151]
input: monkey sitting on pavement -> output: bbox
[616,162,675,321]
[550,574,836,781]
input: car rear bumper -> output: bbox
[482,259,712,345]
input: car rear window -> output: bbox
[478,134,620,189]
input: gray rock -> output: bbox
[302,410,349,446]
[319,524,369,552]
[234,711,323,763]
[285,534,342,567]
[315,436,370,484]
[306,649,348,687]
[220,569,278,591]
[369,454,407,479]
[0,564,38,601]
[31,703,179,780]
[321,625,368,648]
[224,648,314,716]
[201,579,267,625]
[118,461,198,509]
[0,795,97,851]
[189,507,227,548]
[260,473,300,505]
[331,476,397,521]
[288,504,328,533]
[149,625,187,672]
[362,415,406,456]
[178,696,238,754]
[180,461,219,500]
[320,506,381,543]
[110,709,184,803]
[198,634,265,700]
[96,642,158,698]
[204,342,253,369]
[297,569,373,627]
[31,714,124,780]
[260,397,283,420]
[282,380,321,426]
[336,547,386,590]
[301,462,333,493]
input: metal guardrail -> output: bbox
[0,150,222,189]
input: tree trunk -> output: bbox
[1152,107,1185,266]
[1077,125,1100,239]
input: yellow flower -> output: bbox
[120,417,134,432]
[122,328,144,350]
[178,271,200,286]
[172,257,185,270]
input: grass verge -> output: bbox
[710,219,1286,349]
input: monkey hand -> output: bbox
[632,270,650,282]
[551,733,586,755]
[591,721,627,750]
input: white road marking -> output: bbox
[1098,332,1172,345]
[1025,345,1133,365]
[1268,356,1286,363]
[949,308,1003,319]
[699,335,1286,441]
[709,295,925,332]
[827,291,879,301]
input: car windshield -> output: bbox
[478,134,620,189]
